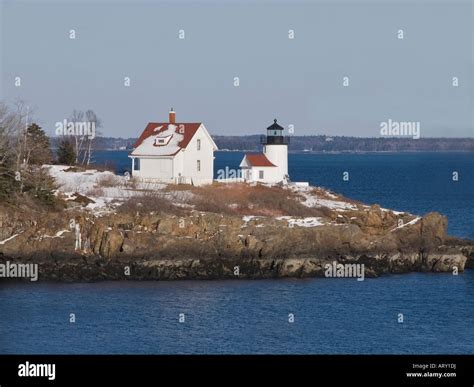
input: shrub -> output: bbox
[96,173,120,188]
[118,192,186,216]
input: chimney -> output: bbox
[169,108,176,124]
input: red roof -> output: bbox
[244,153,276,167]
[133,122,202,155]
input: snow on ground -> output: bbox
[43,230,70,238]
[287,184,358,211]
[241,215,279,228]
[0,233,21,245]
[48,165,118,192]
[277,216,326,227]
[242,215,327,228]
[46,165,171,212]
[305,197,358,211]
[46,166,404,221]
[381,208,406,215]
[242,215,258,222]
[288,184,413,216]
[43,230,71,238]
[32,229,72,241]
[390,217,421,231]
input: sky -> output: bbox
[0,0,473,138]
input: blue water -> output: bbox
[1,272,473,354]
[96,150,473,238]
[0,151,472,354]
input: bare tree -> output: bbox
[83,109,102,166]
[0,102,20,188]
[67,109,102,166]
[69,109,85,164]
[10,101,31,192]
[0,100,55,202]
[0,103,17,165]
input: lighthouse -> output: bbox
[239,119,290,184]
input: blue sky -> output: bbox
[1,0,473,138]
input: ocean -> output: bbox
[0,151,472,354]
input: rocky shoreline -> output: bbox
[0,202,472,282]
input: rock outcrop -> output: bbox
[0,202,471,282]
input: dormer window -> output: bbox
[154,134,173,146]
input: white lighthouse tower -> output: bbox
[263,119,288,181]
[240,118,289,184]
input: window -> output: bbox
[154,135,172,146]
[197,139,201,151]
[259,170,264,179]
[197,160,201,172]
[133,158,140,171]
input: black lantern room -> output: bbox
[261,118,289,145]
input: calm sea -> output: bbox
[0,151,472,354]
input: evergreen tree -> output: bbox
[22,166,58,205]
[57,139,76,165]
[26,123,52,165]
[0,161,19,199]
[0,104,57,205]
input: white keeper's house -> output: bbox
[129,109,218,186]
[240,119,289,184]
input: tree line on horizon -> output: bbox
[49,134,474,152]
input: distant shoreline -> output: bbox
[78,149,474,154]
[48,135,474,153]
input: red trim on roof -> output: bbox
[133,122,202,154]
[244,153,276,167]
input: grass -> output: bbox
[110,181,335,218]
[117,191,187,216]
[186,183,333,217]
[96,174,121,188]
